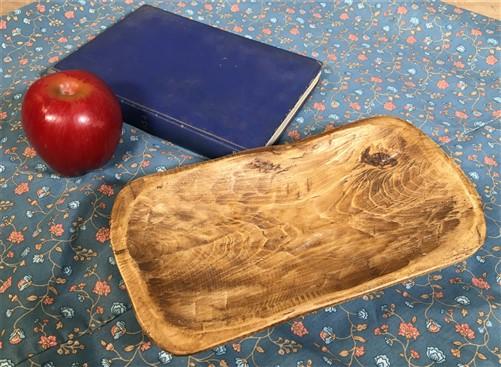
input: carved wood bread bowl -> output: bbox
[110,116,485,355]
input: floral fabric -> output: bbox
[0,1,499,366]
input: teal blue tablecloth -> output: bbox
[0,1,499,366]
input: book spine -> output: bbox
[120,100,239,158]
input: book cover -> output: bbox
[54,5,322,157]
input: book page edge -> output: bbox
[265,69,322,146]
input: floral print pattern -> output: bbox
[0,0,499,366]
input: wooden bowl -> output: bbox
[111,116,485,355]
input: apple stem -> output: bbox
[59,82,78,96]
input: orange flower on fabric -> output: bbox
[287,130,300,141]
[350,102,361,111]
[39,335,57,349]
[455,323,475,339]
[98,184,114,196]
[313,102,325,111]
[486,55,497,65]
[93,280,111,296]
[384,101,396,111]
[42,296,54,305]
[96,227,110,243]
[398,322,420,340]
[8,231,24,244]
[406,36,416,44]
[140,341,151,351]
[354,346,365,357]
[483,156,497,166]
[436,80,449,89]
[397,6,407,14]
[15,182,29,195]
[50,224,64,237]
[327,53,337,61]
[23,147,37,158]
[472,277,490,289]
[0,276,12,293]
[291,321,308,337]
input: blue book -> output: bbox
[54,5,322,157]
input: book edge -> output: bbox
[265,68,322,146]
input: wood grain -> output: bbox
[0,0,30,15]
[111,116,485,355]
[444,0,501,20]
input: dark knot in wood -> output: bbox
[247,158,287,173]
[361,147,398,168]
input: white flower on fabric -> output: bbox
[455,296,470,305]
[426,347,446,364]
[111,302,127,315]
[403,280,415,289]
[60,306,74,319]
[158,351,172,364]
[33,254,44,263]
[358,308,368,319]
[235,358,249,367]
[68,200,80,209]
[0,359,15,367]
[213,345,226,355]
[374,354,390,367]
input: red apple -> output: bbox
[22,70,122,176]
